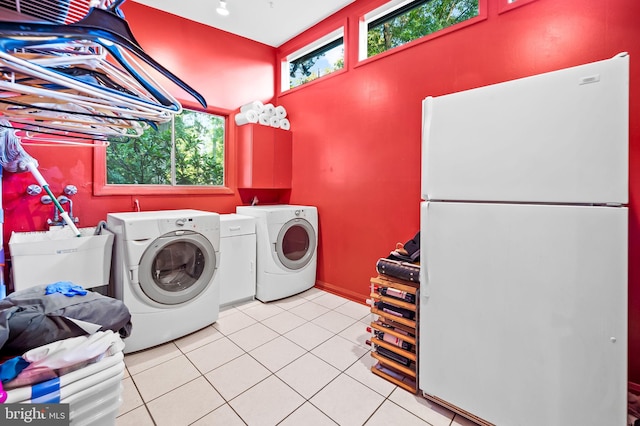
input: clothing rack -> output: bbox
[0,0,206,139]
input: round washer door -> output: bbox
[138,231,217,305]
[275,218,316,270]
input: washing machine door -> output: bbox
[138,231,217,305]
[275,218,316,270]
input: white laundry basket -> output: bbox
[3,334,125,426]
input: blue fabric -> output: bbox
[45,282,87,297]
[31,377,61,403]
[0,356,29,382]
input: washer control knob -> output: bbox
[295,210,301,216]
[176,218,186,227]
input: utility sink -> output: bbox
[8,227,114,293]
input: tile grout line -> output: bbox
[118,290,395,425]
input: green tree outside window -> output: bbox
[106,110,225,186]
[289,38,344,89]
[367,0,479,57]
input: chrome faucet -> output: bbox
[40,187,80,227]
[41,195,78,226]
[55,195,78,225]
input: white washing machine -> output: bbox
[107,210,220,353]
[235,205,317,302]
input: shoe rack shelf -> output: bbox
[368,275,419,393]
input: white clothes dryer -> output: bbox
[235,205,317,302]
[107,210,220,353]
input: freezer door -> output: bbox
[419,201,627,426]
[421,54,628,204]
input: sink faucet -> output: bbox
[55,195,77,225]
[40,194,79,227]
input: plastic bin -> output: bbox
[4,345,125,425]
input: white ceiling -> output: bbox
[131,0,356,47]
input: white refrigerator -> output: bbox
[419,53,629,426]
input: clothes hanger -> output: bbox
[4,114,145,138]
[0,104,148,131]
[0,121,120,141]
[0,91,151,133]
[0,97,159,130]
[12,46,172,118]
[0,64,167,128]
[5,40,185,115]
[20,139,110,147]
[0,68,177,135]
[0,77,172,125]
[0,1,201,139]
[0,80,153,137]
[0,2,207,109]
[0,45,181,118]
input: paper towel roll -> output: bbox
[258,113,271,126]
[235,110,259,126]
[262,103,275,116]
[275,105,287,119]
[279,118,291,131]
[269,116,280,128]
[240,100,264,114]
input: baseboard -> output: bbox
[314,280,367,305]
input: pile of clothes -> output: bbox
[0,283,131,357]
[0,283,132,403]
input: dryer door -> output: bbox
[138,231,217,305]
[275,218,316,270]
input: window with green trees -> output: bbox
[284,28,345,90]
[106,110,225,186]
[366,0,479,58]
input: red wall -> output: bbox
[276,0,640,383]
[2,0,640,384]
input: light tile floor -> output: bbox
[116,288,478,426]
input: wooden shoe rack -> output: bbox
[368,274,419,393]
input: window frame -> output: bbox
[358,0,487,64]
[280,25,347,94]
[93,102,234,196]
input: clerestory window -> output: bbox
[283,28,345,91]
[362,0,480,59]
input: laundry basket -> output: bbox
[2,332,125,426]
